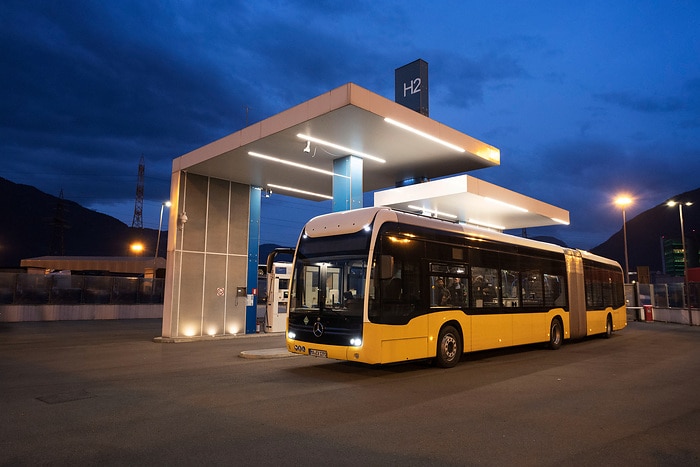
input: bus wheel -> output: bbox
[604,314,613,339]
[435,325,462,368]
[548,318,563,350]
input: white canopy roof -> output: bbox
[174,82,567,229]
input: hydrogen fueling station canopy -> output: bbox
[174,82,569,230]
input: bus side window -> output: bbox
[430,276,450,307]
[471,267,499,307]
[447,277,468,307]
[544,274,566,307]
[522,269,544,307]
[501,269,519,307]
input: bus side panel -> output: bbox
[427,311,472,355]
[363,316,430,364]
[470,313,513,351]
[613,305,628,331]
[566,252,587,339]
[512,313,535,346]
[586,308,609,336]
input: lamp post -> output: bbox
[667,200,693,325]
[155,201,171,261]
[615,195,633,283]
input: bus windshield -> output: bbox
[290,231,371,317]
[290,255,367,315]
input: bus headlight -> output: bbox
[350,337,362,347]
[288,331,296,340]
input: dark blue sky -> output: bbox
[2,1,699,249]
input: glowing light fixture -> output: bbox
[468,218,506,230]
[384,117,465,153]
[248,151,345,178]
[551,217,570,225]
[130,242,145,254]
[615,195,633,282]
[267,183,333,200]
[484,197,528,213]
[296,134,385,163]
[408,204,458,219]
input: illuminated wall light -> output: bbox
[296,134,386,163]
[384,118,465,153]
[407,204,458,219]
[248,151,347,178]
[468,219,506,230]
[551,218,570,225]
[182,326,197,337]
[484,197,528,213]
[267,183,333,200]
[207,327,218,337]
[229,325,240,335]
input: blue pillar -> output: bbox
[332,155,363,212]
[246,186,262,334]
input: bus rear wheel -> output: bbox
[604,314,613,338]
[548,318,563,350]
[435,325,462,368]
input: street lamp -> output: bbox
[130,242,145,255]
[615,195,633,283]
[155,201,172,261]
[666,200,693,325]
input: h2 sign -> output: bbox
[395,59,429,116]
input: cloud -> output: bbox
[595,92,685,113]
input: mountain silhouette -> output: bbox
[2,177,698,274]
[0,177,162,268]
[591,187,700,273]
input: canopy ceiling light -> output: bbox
[296,134,386,164]
[267,183,332,200]
[467,218,506,230]
[248,151,346,178]
[384,117,465,153]
[484,197,528,213]
[407,204,458,219]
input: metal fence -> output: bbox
[0,272,165,305]
[626,281,700,309]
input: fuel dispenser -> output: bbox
[265,262,292,332]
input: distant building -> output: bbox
[662,237,699,276]
[20,256,166,278]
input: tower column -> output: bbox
[246,186,262,334]
[332,155,363,212]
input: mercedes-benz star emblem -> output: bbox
[312,321,324,337]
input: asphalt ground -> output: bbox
[1,319,699,466]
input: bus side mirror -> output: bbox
[380,255,394,280]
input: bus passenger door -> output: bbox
[565,250,586,339]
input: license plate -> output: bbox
[309,348,327,358]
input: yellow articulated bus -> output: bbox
[286,207,627,368]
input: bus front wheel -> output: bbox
[435,325,462,368]
[548,318,563,350]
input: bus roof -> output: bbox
[303,206,621,269]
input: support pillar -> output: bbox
[332,155,363,212]
[246,186,262,333]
